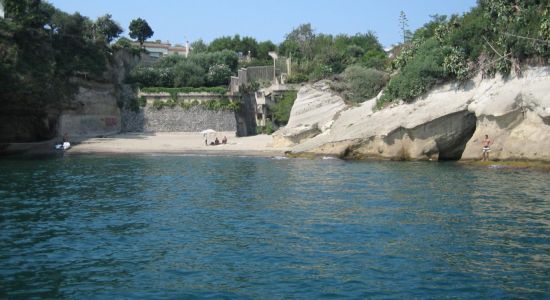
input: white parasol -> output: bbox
[201,129,216,137]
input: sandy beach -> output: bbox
[67,132,289,157]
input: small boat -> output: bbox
[54,142,71,150]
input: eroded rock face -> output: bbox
[279,67,550,161]
[272,81,347,148]
[462,68,550,161]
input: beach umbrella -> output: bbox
[201,129,216,137]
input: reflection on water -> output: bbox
[0,156,549,298]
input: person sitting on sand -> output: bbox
[215,137,220,145]
[482,134,492,161]
[222,136,227,144]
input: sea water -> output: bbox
[0,155,549,299]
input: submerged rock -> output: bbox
[277,67,550,162]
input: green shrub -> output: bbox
[165,98,177,108]
[272,90,298,126]
[335,66,389,103]
[361,50,388,70]
[384,38,449,102]
[173,61,205,87]
[206,64,232,86]
[127,50,239,88]
[180,101,194,110]
[227,101,242,112]
[286,73,309,83]
[152,99,164,110]
[138,96,147,107]
[128,67,159,86]
[112,37,142,56]
[309,65,333,81]
[375,93,392,110]
[443,47,471,81]
[140,86,227,94]
[256,120,275,134]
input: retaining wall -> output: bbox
[122,106,238,133]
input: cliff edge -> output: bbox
[274,67,550,161]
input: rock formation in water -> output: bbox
[274,67,550,161]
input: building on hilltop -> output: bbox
[137,40,189,59]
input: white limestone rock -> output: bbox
[281,67,550,161]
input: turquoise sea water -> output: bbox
[0,155,549,299]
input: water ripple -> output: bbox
[0,156,549,298]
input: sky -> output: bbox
[47,0,477,48]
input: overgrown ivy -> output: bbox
[140,86,228,95]
[150,98,242,112]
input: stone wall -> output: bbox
[122,106,238,133]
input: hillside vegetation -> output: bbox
[0,0,130,113]
[379,0,550,106]
[2,0,549,141]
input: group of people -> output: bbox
[205,136,227,146]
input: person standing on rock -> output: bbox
[482,134,492,161]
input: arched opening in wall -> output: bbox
[438,113,477,161]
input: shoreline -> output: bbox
[65,132,290,158]
[66,149,288,158]
[3,133,550,171]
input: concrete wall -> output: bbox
[230,66,279,94]
[122,106,238,133]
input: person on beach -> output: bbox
[215,137,220,145]
[205,138,207,146]
[482,134,492,161]
[222,136,227,144]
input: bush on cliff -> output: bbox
[271,91,298,126]
[378,1,550,106]
[383,38,449,102]
[332,66,389,103]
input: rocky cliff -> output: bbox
[274,67,550,161]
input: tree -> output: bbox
[4,0,52,28]
[129,18,153,47]
[208,36,235,52]
[93,14,123,44]
[239,36,259,57]
[285,23,315,58]
[399,11,412,43]
[257,40,277,60]
[190,39,208,53]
